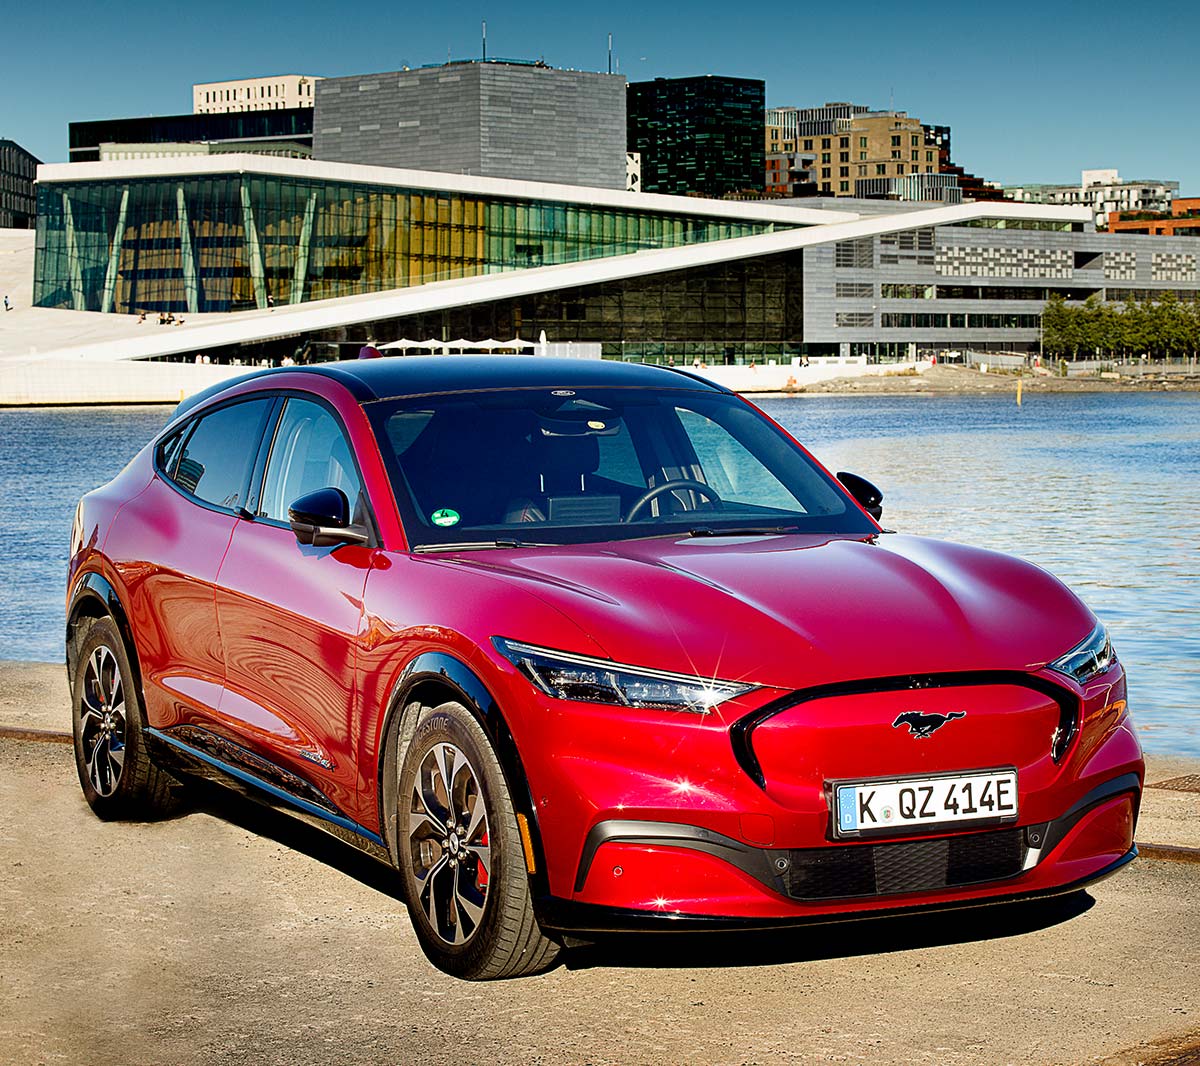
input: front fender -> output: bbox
[376,651,550,896]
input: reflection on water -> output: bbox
[1,393,1196,755]
[760,392,1200,758]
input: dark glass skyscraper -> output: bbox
[627,76,765,198]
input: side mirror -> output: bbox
[836,471,884,521]
[288,487,369,547]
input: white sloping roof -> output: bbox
[37,154,856,227]
[27,197,1091,363]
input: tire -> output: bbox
[70,616,180,820]
[397,702,560,979]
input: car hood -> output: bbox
[444,533,1095,691]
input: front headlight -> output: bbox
[1049,623,1115,684]
[493,638,756,714]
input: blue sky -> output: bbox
[4,0,1196,191]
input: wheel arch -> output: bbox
[378,651,550,897]
[66,573,142,695]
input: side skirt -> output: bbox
[147,726,393,866]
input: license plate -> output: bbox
[833,768,1018,838]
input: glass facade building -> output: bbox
[34,172,788,315]
[627,76,766,197]
[68,109,315,163]
[345,252,805,363]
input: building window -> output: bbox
[876,164,887,175]
[803,139,813,150]
[836,312,874,327]
[839,167,849,177]
[821,168,831,178]
[839,137,849,148]
[891,135,901,146]
[836,281,873,297]
[911,135,919,147]
[839,181,850,193]
[912,150,919,161]
[891,150,901,159]
[859,137,868,149]
[822,138,831,149]
[897,165,905,174]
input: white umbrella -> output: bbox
[415,338,443,348]
[378,338,417,350]
[503,337,535,349]
[476,338,504,350]
[444,339,475,350]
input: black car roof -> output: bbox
[174,356,726,420]
[310,355,726,402]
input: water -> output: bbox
[1,394,1197,756]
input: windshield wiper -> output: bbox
[412,538,546,553]
[685,526,797,538]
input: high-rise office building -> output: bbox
[627,75,765,197]
[0,139,39,228]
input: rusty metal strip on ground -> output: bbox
[1137,842,1200,866]
[1147,775,1200,794]
[0,726,71,744]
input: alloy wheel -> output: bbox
[78,645,127,797]
[407,741,491,945]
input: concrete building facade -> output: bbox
[1006,170,1179,229]
[194,75,322,113]
[313,61,627,190]
[1,139,39,229]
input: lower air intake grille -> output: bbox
[778,827,1027,901]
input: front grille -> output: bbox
[776,827,1027,901]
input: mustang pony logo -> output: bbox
[892,710,966,738]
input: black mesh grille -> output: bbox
[778,827,1026,901]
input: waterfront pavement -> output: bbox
[2,659,1198,1065]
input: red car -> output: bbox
[67,357,1142,979]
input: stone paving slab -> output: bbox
[1,735,1197,1066]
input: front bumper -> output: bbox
[497,658,1142,927]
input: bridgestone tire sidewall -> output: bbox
[397,705,522,978]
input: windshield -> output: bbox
[367,386,875,548]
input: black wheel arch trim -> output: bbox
[377,650,551,896]
[66,572,140,688]
[730,670,1081,790]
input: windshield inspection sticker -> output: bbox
[431,508,461,527]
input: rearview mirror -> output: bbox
[836,471,884,521]
[288,487,369,547]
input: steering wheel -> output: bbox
[624,479,723,523]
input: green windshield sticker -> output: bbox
[431,508,461,528]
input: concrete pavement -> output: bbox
[2,660,1198,1064]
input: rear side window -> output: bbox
[166,399,274,511]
